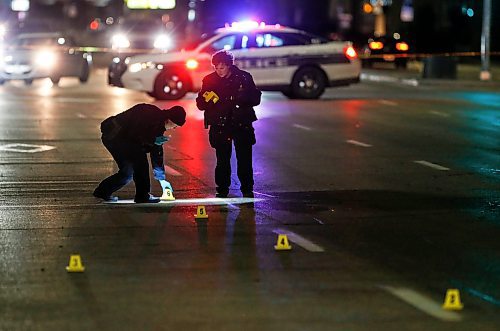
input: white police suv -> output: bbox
[108,22,361,99]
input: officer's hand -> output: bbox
[154,136,170,146]
[159,180,173,192]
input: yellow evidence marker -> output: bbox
[160,189,175,201]
[274,234,292,251]
[203,91,220,104]
[66,254,85,272]
[442,289,464,310]
[194,205,208,219]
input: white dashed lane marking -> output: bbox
[429,111,451,117]
[414,160,450,171]
[346,140,372,147]
[0,143,56,153]
[273,229,325,252]
[293,124,312,131]
[379,100,398,106]
[253,191,277,198]
[381,286,462,322]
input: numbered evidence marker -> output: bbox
[274,234,292,251]
[442,289,464,310]
[160,188,175,201]
[194,206,208,219]
[203,91,219,103]
[66,254,85,272]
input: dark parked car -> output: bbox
[361,34,411,68]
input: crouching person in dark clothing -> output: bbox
[196,50,261,198]
[93,103,186,203]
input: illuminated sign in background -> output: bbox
[126,0,176,10]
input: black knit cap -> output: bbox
[165,106,186,126]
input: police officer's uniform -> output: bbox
[196,65,261,197]
[94,103,184,202]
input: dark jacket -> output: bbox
[100,103,169,146]
[196,66,261,128]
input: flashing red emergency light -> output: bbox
[369,41,383,50]
[186,59,199,70]
[344,46,358,59]
[89,19,99,31]
[396,42,409,51]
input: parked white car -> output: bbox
[108,22,360,99]
[0,32,91,85]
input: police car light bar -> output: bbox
[224,20,282,31]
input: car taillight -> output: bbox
[369,41,383,50]
[186,59,199,70]
[344,46,358,60]
[396,42,409,51]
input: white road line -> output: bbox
[346,140,372,147]
[293,124,312,131]
[164,165,182,176]
[106,197,261,206]
[0,180,99,185]
[313,217,324,225]
[379,100,398,106]
[414,160,450,171]
[76,113,87,119]
[381,286,462,322]
[0,143,56,153]
[253,191,277,198]
[401,79,419,86]
[273,229,325,252]
[429,111,450,117]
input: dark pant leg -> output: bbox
[214,142,232,194]
[133,151,151,199]
[234,139,254,192]
[94,138,135,196]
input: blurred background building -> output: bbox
[0,0,498,54]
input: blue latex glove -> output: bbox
[154,135,169,146]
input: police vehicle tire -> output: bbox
[291,66,326,99]
[24,79,33,86]
[50,76,60,85]
[152,70,189,100]
[79,63,90,83]
[281,90,297,99]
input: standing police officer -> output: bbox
[196,50,261,198]
[93,103,186,203]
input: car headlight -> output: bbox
[111,34,130,49]
[153,34,172,50]
[128,62,163,73]
[35,50,57,67]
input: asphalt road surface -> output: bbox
[0,70,499,330]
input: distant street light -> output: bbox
[11,0,30,12]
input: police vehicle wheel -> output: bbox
[50,76,60,85]
[24,79,33,86]
[79,63,90,83]
[291,67,326,99]
[281,90,297,99]
[152,70,189,100]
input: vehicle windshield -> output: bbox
[181,32,217,51]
